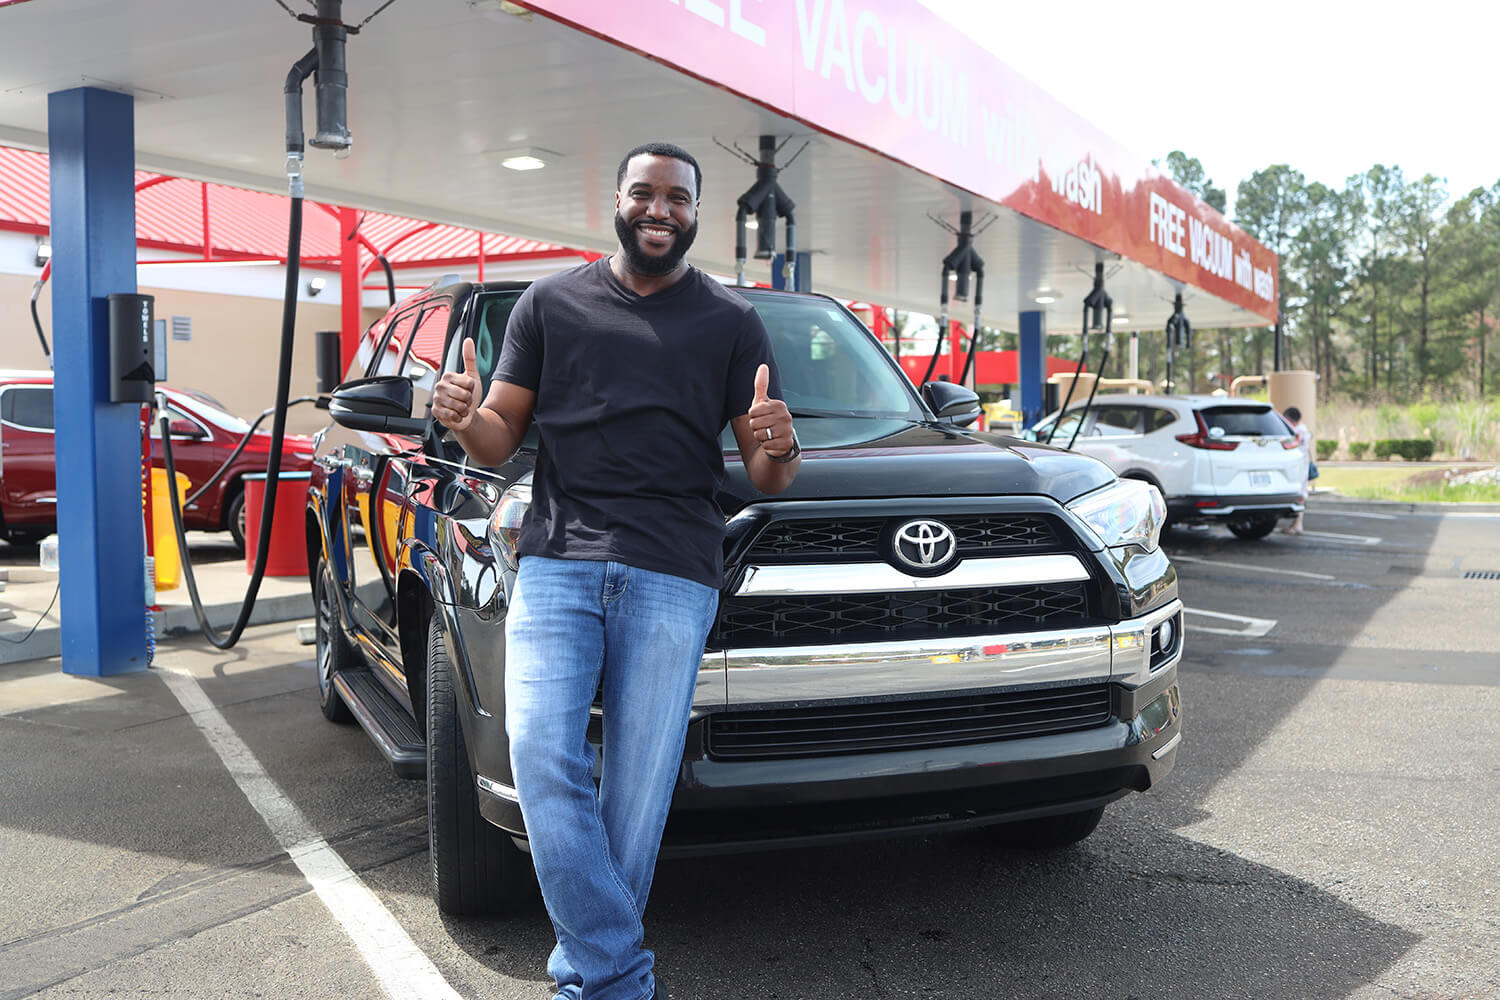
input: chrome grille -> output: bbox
[706,683,1112,760]
[745,514,1060,562]
[714,582,1089,647]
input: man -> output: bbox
[431,141,800,1000]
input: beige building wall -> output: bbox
[3,273,386,434]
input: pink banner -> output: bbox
[519,0,1278,321]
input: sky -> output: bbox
[919,0,1498,217]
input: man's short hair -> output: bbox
[617,142,702,199]
[1284,406,1302,422]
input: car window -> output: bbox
[1,386,53,431]
[461,292,522,399]
[366,308,419,378]
[148,404,211,440]
[1048,413,1086,443]
[403,302,452,371]
[1093,405,1141,436]
[743,294,917,417]
[1202,405,1289,437]
[1145,407,1177,433]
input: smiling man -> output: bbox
[430,142,799,1000]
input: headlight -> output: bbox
[486,478,532,571]
[1067,478,1166,554]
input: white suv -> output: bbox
[1026,395,1306,539]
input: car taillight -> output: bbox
[1281,437,1301,449]
[1175,412,1238,450]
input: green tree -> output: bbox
[1159,150,1227,213]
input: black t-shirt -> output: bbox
[494,257,780,588]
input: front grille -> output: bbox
[706,683,1112,760]
[746,514,1060,562]
[714,582,1089,648]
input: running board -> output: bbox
[332,669,426,779]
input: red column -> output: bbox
[339,206,360,371]
[948,319,963,381]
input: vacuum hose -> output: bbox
[159,195,305,649]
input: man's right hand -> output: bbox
[433,338,481,431]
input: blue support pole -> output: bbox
[48,87,147,676]
[1018,309,1046,429]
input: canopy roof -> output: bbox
[0,145,589,275]
[0,0,1277,330]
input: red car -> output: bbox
[0,371,315,549]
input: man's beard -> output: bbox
[614,211,698,277]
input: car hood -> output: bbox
[718,419,1115,515]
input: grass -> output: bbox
[1316,464,1500,502]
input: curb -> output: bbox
[1308,493,1500,515]
[0,590,313,666]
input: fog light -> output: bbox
[1158,617,1175,653]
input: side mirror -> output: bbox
[329,376,427,436]
[921,380,981,427]
[168,419,207,439]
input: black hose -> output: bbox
[376,253,395,306]
[175,395,319,509]
[1067,340,1111,451]
[1045,304,1091,446]
[29,278,51,366]
[160,195,305,649]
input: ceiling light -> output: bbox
[307,275,327,296]
[743,218,759,230]
[34,238,51,268]
[490,145,559,171]
[1033,294,1056,304]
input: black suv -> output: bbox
[308,279,1184,914]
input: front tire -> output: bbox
[426,615,536,915]
[992,806,1105,849]
[313,558,355,724]
[1225,513,1278,540]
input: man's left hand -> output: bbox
[748,364,794,457]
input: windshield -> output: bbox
[170,390,251,433]
[740,292,921,419]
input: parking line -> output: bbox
[1313,510,1398,520]
[156,668,461,1000]
[1183,607,1278,637]
[1169,553,1335,580]
[1300,529,1383,545]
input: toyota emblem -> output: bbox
[891,519,957,572]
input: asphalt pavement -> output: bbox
[1,507,1497,1000]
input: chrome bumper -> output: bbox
[702,599,1184,708]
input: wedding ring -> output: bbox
[764,427,774,441]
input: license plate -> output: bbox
[1249,470,1272,488]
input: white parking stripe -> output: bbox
[1183,607,1278,637]
[1300,529,1383,545]
[157,668,461,1000]
[1313,510,1398,520]
[1169,554,1335,580]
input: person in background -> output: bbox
[1283,405,1312,535]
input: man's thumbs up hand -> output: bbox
[747,362,794,458]
[433,337,481,431]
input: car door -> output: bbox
[148,397,220,528]
[339,303,424,686]
[0,383,58,530]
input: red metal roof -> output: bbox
[0,145,583,269]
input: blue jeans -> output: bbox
[505,556,718,1000]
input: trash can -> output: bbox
[242,471,311,578]
[149,468,191,591]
